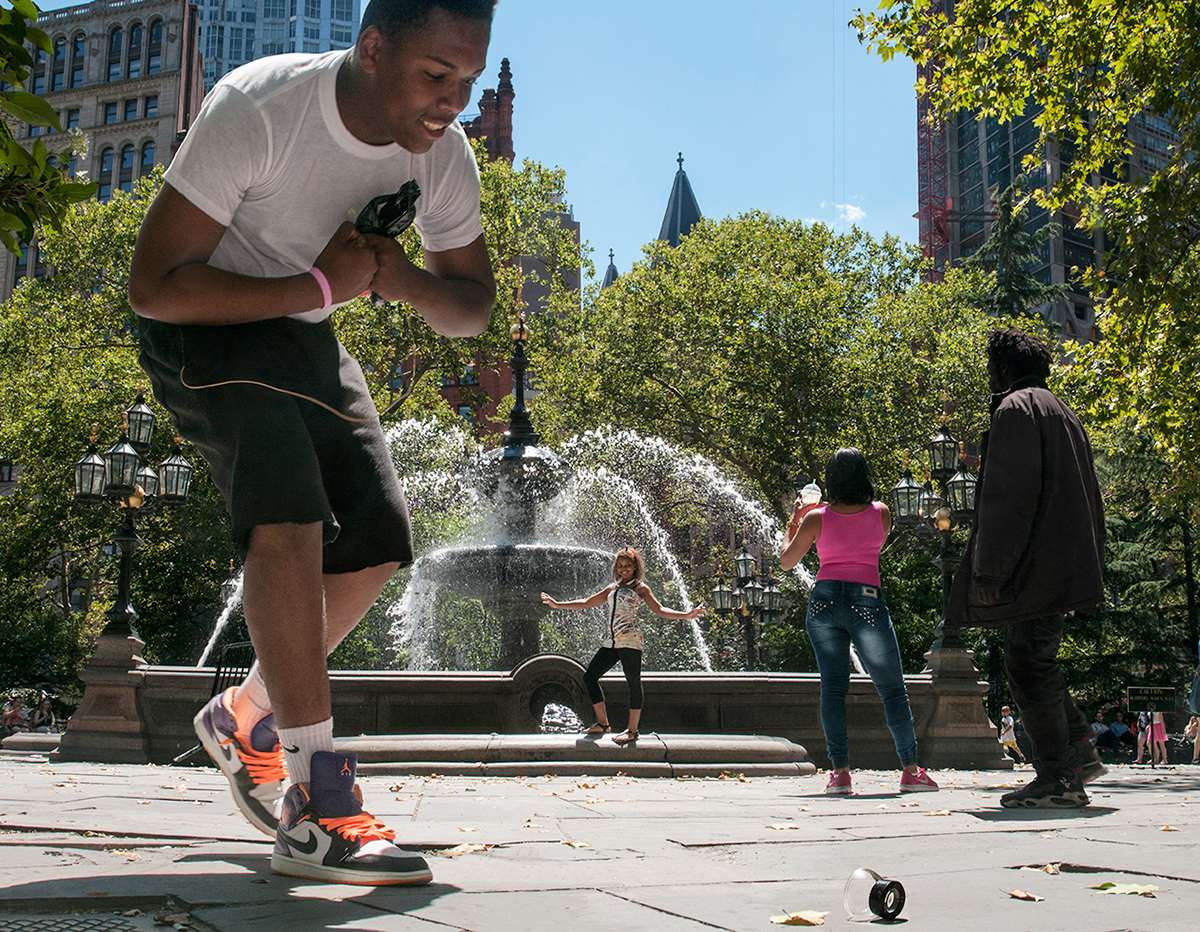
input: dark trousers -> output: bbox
[584,647,643,710]
[1004,614,1090,777]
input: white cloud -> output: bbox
[835,203,866,224]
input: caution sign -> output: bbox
[1126,686,1176,712]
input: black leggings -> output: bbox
[584,647,643,710]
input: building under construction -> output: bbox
[915,0,1176,343]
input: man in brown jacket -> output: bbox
[947,329,1105,808]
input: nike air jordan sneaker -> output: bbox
[194,687,286,835]
[272,751,433,885]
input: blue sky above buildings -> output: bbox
[37,0,920,282]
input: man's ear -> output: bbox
[356,25,385,74]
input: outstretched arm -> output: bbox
[638,585,704,620]
[541,587,610,611]
[779,502,823,571]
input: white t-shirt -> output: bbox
[164,50,483,323]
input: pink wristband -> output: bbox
[307,266,332,310]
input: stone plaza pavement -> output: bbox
[0,751,1196,931]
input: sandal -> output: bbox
[584,722,610,736]
[613,730,639,746]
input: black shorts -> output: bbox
[137,315,413,574]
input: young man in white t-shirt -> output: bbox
[129,0,497,886]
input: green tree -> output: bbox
[0,0,95,253]
[963,179,1066,318]
[853,0,1200,500]
[533,211,1017,524]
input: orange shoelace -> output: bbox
[232,740,287,784]
[320,812,396,843]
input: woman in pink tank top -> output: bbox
[780,448,938,796]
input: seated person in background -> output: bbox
[32,698,56,733]
[1090,710,1108,745]
[1107,711,1134,749]
[2,695,30,735]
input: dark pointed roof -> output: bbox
[601,249,619,289]
[657,152,702,247]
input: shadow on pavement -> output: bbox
[966,806,1119,821]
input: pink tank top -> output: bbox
[814,502,886,587]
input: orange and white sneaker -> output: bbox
[193,686,286,835]
[272,752,432,885]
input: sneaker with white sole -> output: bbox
[1000,771,1089,809]
[899,767,939,793]
[825,770,852,795]
[272,751,432,885]
[194,687,286,836]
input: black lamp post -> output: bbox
[711,541,782,669]
[503,310,538,448]
[889,428,978,655]
[72,405,194,640]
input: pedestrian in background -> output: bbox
[946,330,1105,809]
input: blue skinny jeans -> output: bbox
[806,580,918,769]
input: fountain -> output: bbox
[416,320,613,668]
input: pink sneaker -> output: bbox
[899,767,939,793]
[825,770,852,795]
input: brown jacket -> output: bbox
[946,377,1105,628]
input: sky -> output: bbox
[36,0,922,283]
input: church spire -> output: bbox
[657,151,702,247]
[601,249,619,289]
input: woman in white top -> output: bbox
[542,547,703,745]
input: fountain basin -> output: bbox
[421,544,613,601]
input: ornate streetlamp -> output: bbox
[711,541,782,668]
[71,403,194,639]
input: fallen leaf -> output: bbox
[561,840,590,847]
[926,809,952,816]
[1007,889,1044,902]
[878,803,890,809]
[769,909,828,925]
[442,843,488,858]
[456,826,479,832]
[766,823,799,830]
[1091,882,1160,896]
[1160,825,1181,832]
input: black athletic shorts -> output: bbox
[137,315,413,574]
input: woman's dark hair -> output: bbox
[986,329,1053,381]
[824,447,875,506]
[360,0,497,40]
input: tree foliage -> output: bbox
[854,0,1200,500]
[533,212,1015,523]
[0,0,96,253]
[963,179,1066,318]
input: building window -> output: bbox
[140,141,155,176]
[305,0,321,18]
[242,10,256,21]
[331,26,351,44]
[118,144,135,193]
[103,101,118,123]
[97,147,114,201]
[264,0,285,17]
[457,405,473,424]
[70,33,85,86]
[332,0,351,20]
[29,46,45,94]
[13,242,29,290]
[231,27,243,60]
[107,26,123,81]
[124,99,138,121]
[461,365,478,385]
[127,22,142,78]
[51,35,66,91]
[303,22,320,39]
[66,108,79,130]
[28,124,42,137]
[143,95,157,118]
[147,20,162,74]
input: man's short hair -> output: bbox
[360,0,497,39]
[987,329,1053,381]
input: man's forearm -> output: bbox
[406,265,494,338]
[131,262,327,325]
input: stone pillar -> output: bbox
[919,639,1012,770]
[54,631,150,764]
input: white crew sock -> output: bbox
[277,718,335,785]
[231,662,272,722]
